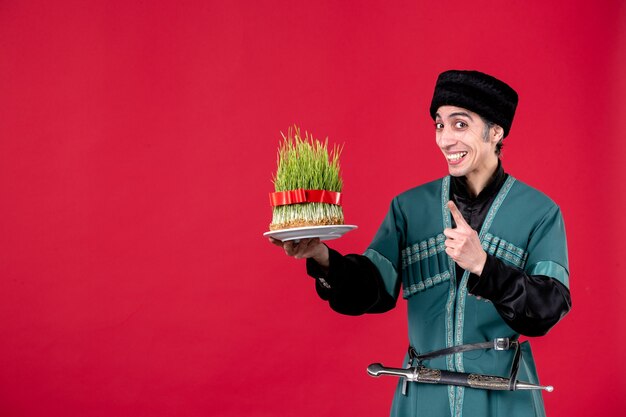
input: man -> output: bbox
[269,70,571,417]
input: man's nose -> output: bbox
[437,126,456,147]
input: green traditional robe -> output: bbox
[363,175,569,417]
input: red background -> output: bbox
[1,1,625,416]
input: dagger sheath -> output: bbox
[367,363,553,392]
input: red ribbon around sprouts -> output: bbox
[269,189,342,207]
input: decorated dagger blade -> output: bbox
[367,363,553,392]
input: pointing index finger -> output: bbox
[447,200,469,228]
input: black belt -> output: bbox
[408,338,522,391]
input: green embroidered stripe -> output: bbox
[454,269,471,417]
[401,234,446,268]
[441,176,457,417]
[402,270,451,298]
[479,176,516,238]
[482,233,529,269]
[527,260,570,288]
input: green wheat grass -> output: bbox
[270,126,344,230]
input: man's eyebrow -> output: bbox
[434,111,474,121]
[448,111,474,120]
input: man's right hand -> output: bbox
[268,237,330,269]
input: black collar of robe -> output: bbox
[449,160,508,231]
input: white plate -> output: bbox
[264,225,358,242]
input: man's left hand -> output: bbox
[443,200,487,276]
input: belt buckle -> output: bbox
[494,338,510,351]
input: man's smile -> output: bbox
[445,151,468,164]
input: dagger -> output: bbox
[367,363,553,392]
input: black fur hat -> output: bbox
[430,70,519,138]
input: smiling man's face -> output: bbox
[435,105,501,190]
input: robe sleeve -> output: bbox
[467,255,571,336]
[306,248,397,315]
[305,198,405,315]
[467,204,572,336]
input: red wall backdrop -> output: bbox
[1,1,624,416]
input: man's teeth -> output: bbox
[446,152,468,161]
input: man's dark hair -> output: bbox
[480,116,503,157]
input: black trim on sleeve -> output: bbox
[467,254,572,336]
[306,247,397,316]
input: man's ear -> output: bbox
[491,125,504,143]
